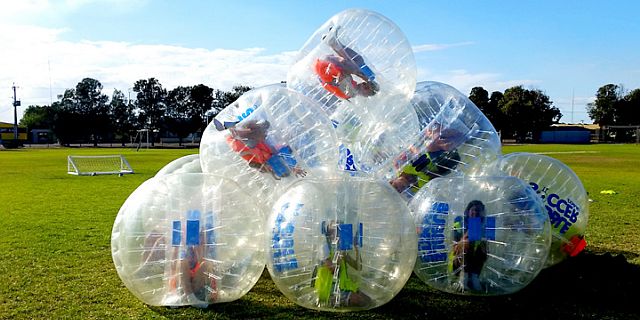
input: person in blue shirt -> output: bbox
[450,200,488,292]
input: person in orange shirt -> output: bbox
[313,26,379,100]
[226,120,306,178]
[227,120,274,169]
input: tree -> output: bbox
[20,105,55,130]
[165,86,201,146]
[19,105,57,143]
[487,91,505,133]
[469,86,504,133]
[208,89,226,121]
[205,85,253,124]
[469,87,489,111]
[133,78,166,146]
[618,88,640,125]
[74,78,109,146]
[499,86,561,142]
[190,84,215,130]
[468,87,507,136]
[219,85,252,110]
[109,89,135,146]
[51,89,78,145]
[586,84,623,126]
[221,85,252,106]
[608,88,640,142]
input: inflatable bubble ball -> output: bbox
[331,102,420,175]
[265,176,417,311]
[199,85,340,214]
[111,173,265,307]
[210,83,285,132]
[376,81,503,200]
[155,154,202,176]
[286,9,419,174]
[499,152,589,266]
[410,176,551,295]
[286,8,417,114]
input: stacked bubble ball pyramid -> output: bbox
[111,8,588,311]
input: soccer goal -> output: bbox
[67,155,134,176]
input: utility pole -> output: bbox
[571,89,575,124]
[12,83,21,140]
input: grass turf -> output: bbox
[0,144,638,319]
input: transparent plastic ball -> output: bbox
[498,152,589,266]
[210,83,285,132]
[332,101,420,174]
[155,154,202,176]
[286,9,419,174]
[111,173,265,307]
[199,85,340,214]
[379,81,502,199]
[410,176,551,295]
[287,8,416,114]
[266,176,417,311]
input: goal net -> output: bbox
[67,155,134,176]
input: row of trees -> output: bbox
[469,83,640,143]
[20,78,639,145]
[468,86,561,142]
[21,79,563,145]
[20,78,251,146]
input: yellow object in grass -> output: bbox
[600,190,616,195]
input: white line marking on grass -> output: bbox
[534,151,600,155]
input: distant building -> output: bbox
[538,123,598,143]
[30,129,54,144]
[0,122,27,146]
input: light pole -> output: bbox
[12,83,21,140]
[127,88,132,103]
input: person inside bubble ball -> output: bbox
[164,231,218,307]
[389,124,463,196]
[226,119,306,179]
[450,200,488,292]
[312,220,372,308]
[313,26,380,100]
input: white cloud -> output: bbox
[0,23,295,123]
[412,42,474,53]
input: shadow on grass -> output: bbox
[149,251,640,320]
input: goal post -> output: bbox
[67,155,134,176]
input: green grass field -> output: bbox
[1,144,638,319]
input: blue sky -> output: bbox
[2,0,639,124]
